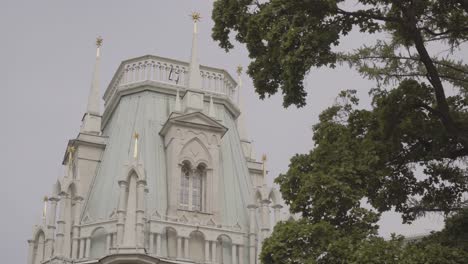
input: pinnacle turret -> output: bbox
[188,12,202,90]
[80,36,103,134]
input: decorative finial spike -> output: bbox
[96,36,103,47]
[67,146,75,165]
[188,12,202,90]
[133,132,139,159]
[262,154,267,177]
[209,95,216,118]
[237,65,243,76]
[191,12,202,22]
[175,89,181,112]
[42,196,48,220]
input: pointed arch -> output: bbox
[162,227,177,258]
[32,229,46,264]
[268,189,281,205]
[216,234,233,264]
[54,180,62,196]
[90,227,107,259]
[179,136,212,166]
[189,230,205,262]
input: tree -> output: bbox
[212,0,468,146]
[211,0,468,262]
[212,0,468,224]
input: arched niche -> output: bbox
[189,230,205,262]
[216,234,233,264]
[90,227,107,258]
[32,230,45,264]
[163,227,177,259]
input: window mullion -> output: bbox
[188,171,193,211]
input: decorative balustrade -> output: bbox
[104,55,238,106]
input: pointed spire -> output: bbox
[188,12,202,90]
[236,66,248,141]
[86,36,102,116]
[81,36,103,134]
[175,89,181,112]
[209,95,215,118]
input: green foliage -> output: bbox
[212,0,468,262]
[212,0,468,107]
[261,215,468,264]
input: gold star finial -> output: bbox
[43,196,49,202]
[191,12,202,22]
[237,65,243,76]
[68,146,75,154]
[262,154,267,162]
[96,36,103,47]
[134,132,139,139]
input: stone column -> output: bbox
[35,237,45,264]
[27,240,35,264]
[204,240,210,263]
[177,237,182,259]
[55,193,67,256]
[72,197,83,259]
[156,233,162,256]
[239,245,244,264]
[247,204,258,264]
[116,181,127,246]
[85,237,91,258]
[149,233,154,254]
[260,200,271,241]
[184,237,189,259]
[211,241,217,263]
[45,197,58,258]
[272,204,283,226]
[232,244,237,264]
[79,238,85,259]
[106,233,112,254]
[136,180,146,248]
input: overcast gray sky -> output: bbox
[2,0,461,263]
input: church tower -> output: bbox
[27,14,284,264]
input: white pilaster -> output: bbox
[55,193,67,257]
[27,240,35,264]
[205,240,210,263]
[177,237,182,259]
[211,241,217,264]
[45,197,58,258]
[156,233,162,256]
[184,237,189,259]
[232,244,237,264]
[106,233,111,255]
[79,238,85,259]
[85,237,91,258]
[116,181,127,246]
[149,233,154,254]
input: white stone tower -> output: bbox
[27,14,283,264]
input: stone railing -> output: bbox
[104,55,238,106]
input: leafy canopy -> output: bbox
[212,0,468,263]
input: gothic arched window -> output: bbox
[179,161,205,211]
